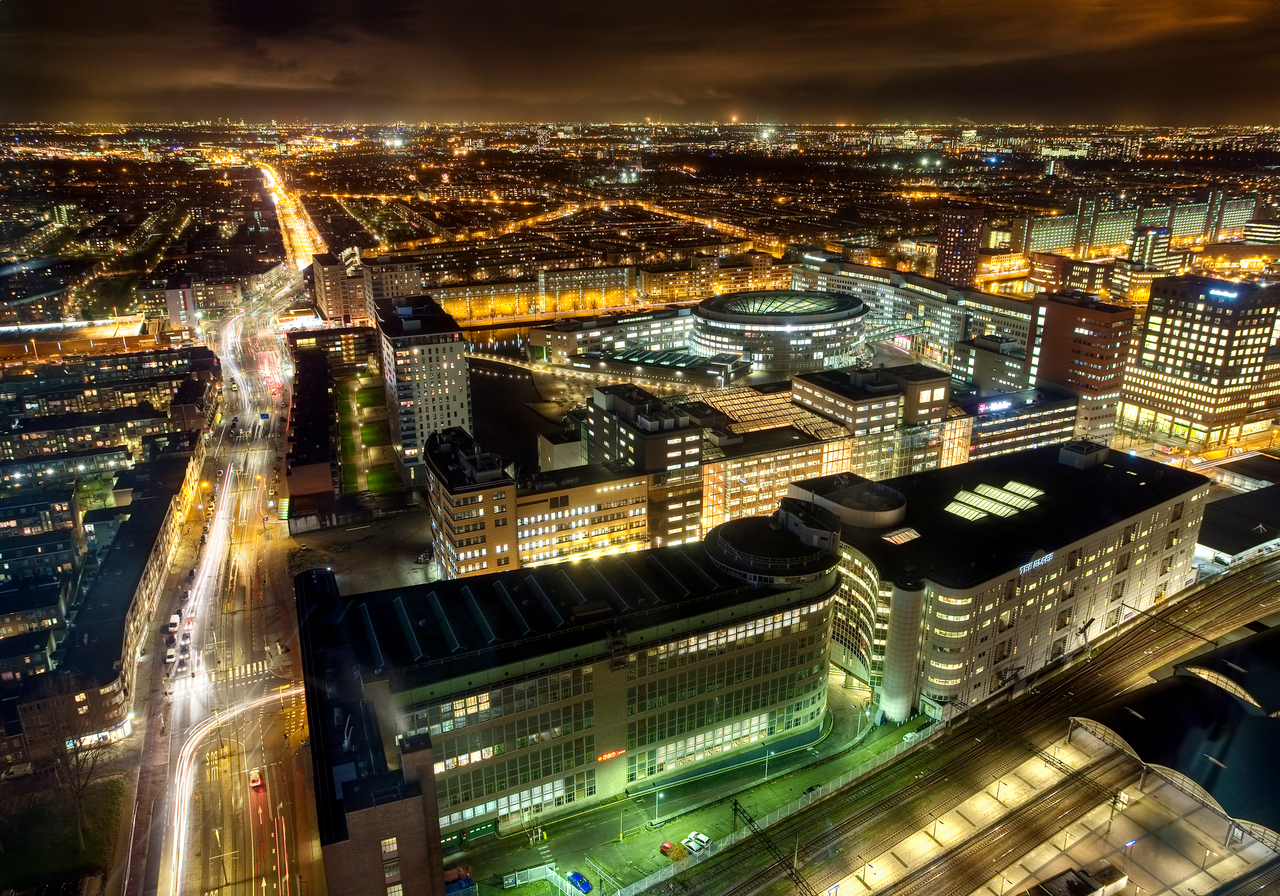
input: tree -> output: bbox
[29,674,124,851]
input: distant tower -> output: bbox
[936,204,985,288]
[1129,226,1176,271]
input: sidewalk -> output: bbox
[107,508,206,896]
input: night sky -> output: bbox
[2,0,1278,124]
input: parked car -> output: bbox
[566,873,592,894]
[165,648,176,664]
[687,831,710,849]
[1,762,34,780]
[181,589,191,601]
[659,841,677,857]
[804,784,823,797]
[682,834,706,854]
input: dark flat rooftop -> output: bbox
[1196,485,1280,557]
[294,516,838,698]
[1216,452,1280,486]
[59,496,169,686]
[1077,675,1280,835]
[0,404,166,435]
[824,447,1209,590]
[1174,624,1280,715]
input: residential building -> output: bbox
[424,428,516,579]
[375,297,472,485]
[312,249,370,326]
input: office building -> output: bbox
[582,385,703,474]
[1107,259,1162,303]
[1028,291,1134,444]
[946,387,1079,462]
[936,204,985,288]
[790,260,1014,369]
[688,290,869,374]
[950,335,1031,398]
[791,364,950,477]
[1028,253,1111,295]
[375,297,472,485]
[515,465,648,568]
[1128,226,1186,273]
[529,308,696,366]
[293,499,840,876]
[790,441,1208,721]
[1244,220,1280,245]
[1119,276,1280,448]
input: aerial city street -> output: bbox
[3,5,1280,896]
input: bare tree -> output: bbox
[29,674,124,851]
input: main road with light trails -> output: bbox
[128,276,309,896]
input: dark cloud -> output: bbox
[0,0,1276,122]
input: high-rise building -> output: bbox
[936,204,985,288]
[423,428,516,579]
[1028,291,1134,444]
[375,297,472,485]
[1119,276,1280,448]
[1128,226,1187,272]
[312,249,369,326]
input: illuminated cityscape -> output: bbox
[3,6,1280,896]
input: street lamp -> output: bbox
[655,790,663,821]
[993,779,1006,802]
[1203,848,1215,870]
[764,749,775,782]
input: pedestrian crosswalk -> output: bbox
[211,660,270,682]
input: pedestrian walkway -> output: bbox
[209,660,271,682]
[968,760,1277,896]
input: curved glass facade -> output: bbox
[690,290,869,373]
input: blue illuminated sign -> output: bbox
[1019,553,1054,576]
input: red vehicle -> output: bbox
[660,841,677,857]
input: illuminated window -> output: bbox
[381,837,398,856]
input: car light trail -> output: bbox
[166,685,304,896]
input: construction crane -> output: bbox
[731,799,818,896]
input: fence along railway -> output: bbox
[663,555,1280,896]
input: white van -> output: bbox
[169,614,181,633]
[165,648,176,664]
[1,761,33,780]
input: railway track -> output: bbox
[872,752,1139,896]
[666,555,1280,896]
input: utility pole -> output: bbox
[731,800,818,896]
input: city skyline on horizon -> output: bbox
[2,0,1279,125]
